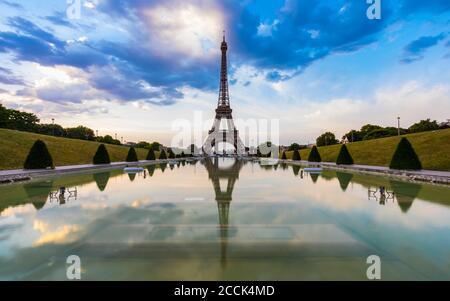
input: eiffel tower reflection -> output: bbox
[202,157,244,267]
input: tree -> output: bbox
[360,124,382,137]
[136,141,150,149]
[389,138,422,170]
[126,147,138,162]
[168,148,175,159]
[65,126,95,141]
[288,143,302,151]
[316,132,339,147]
[363,128,397,140]
[150,142,162,151]
[97,135,121,145]
[342,129,363,142]
[146,149,156,160]
[308,146,322,162]
[336,144,354,165]
[159,149,167,160]
[409,119,439,133]
[281,151,287,160]
[181,151,186,158]
[6,108,40,131]
[93,144,110,164]
[0,104,9,128]
[292,150,301,161]
[23,140,53,169]
[37,123,65,136]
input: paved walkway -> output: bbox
[0,160,159,180]
[288,160,450,184]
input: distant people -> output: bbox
[379,186,386,196]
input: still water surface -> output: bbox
[0,158,449,280]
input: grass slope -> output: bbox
[0,129,152,170]
[285,128,450,171]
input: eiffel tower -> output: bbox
[202,33,246,155]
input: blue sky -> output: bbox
[0,0,449,145]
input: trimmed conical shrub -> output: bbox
[281,151,287,160]
[24,140,54,169]
[308,146,321,162]
[126,147,138,162]
[292,150,301,161]
[159,149,167,160]
[168,149,175,159]
[93,144,110,164]
[146,149,156,160]
[336,144,354,165]
[389,137,422,170]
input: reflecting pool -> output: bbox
[1,158,450,280]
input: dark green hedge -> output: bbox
[292,150,301,161]
[336,144,354,165]
[308,146,322,162]
[93,144,110,164]
[126,147,138,162]
[389,137,422,170]
[23,139,54,169]
[159,149,167,160]
[146,149,156,160]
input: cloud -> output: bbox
[0,17,107,68]
[0,0,22,9]
[401,33,447,63]
[1,0,449,112]
[257,19,279,37]
[44,11,76,28]
[0,66,25,85]
[294,81,450,142]
[224,0,394,72]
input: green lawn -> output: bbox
[285,128,450,171]
[0,129,153,170]
[1,128,449,171]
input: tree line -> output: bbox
[0,104,162,149]
[315,119,448,147]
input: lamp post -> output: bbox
[397,116,400,136]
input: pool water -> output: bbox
[0,158,449,280]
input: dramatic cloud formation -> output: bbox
[0,0,449,143]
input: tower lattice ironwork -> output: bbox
[202,33,245,155]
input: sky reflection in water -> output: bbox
[0,158,449,280]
